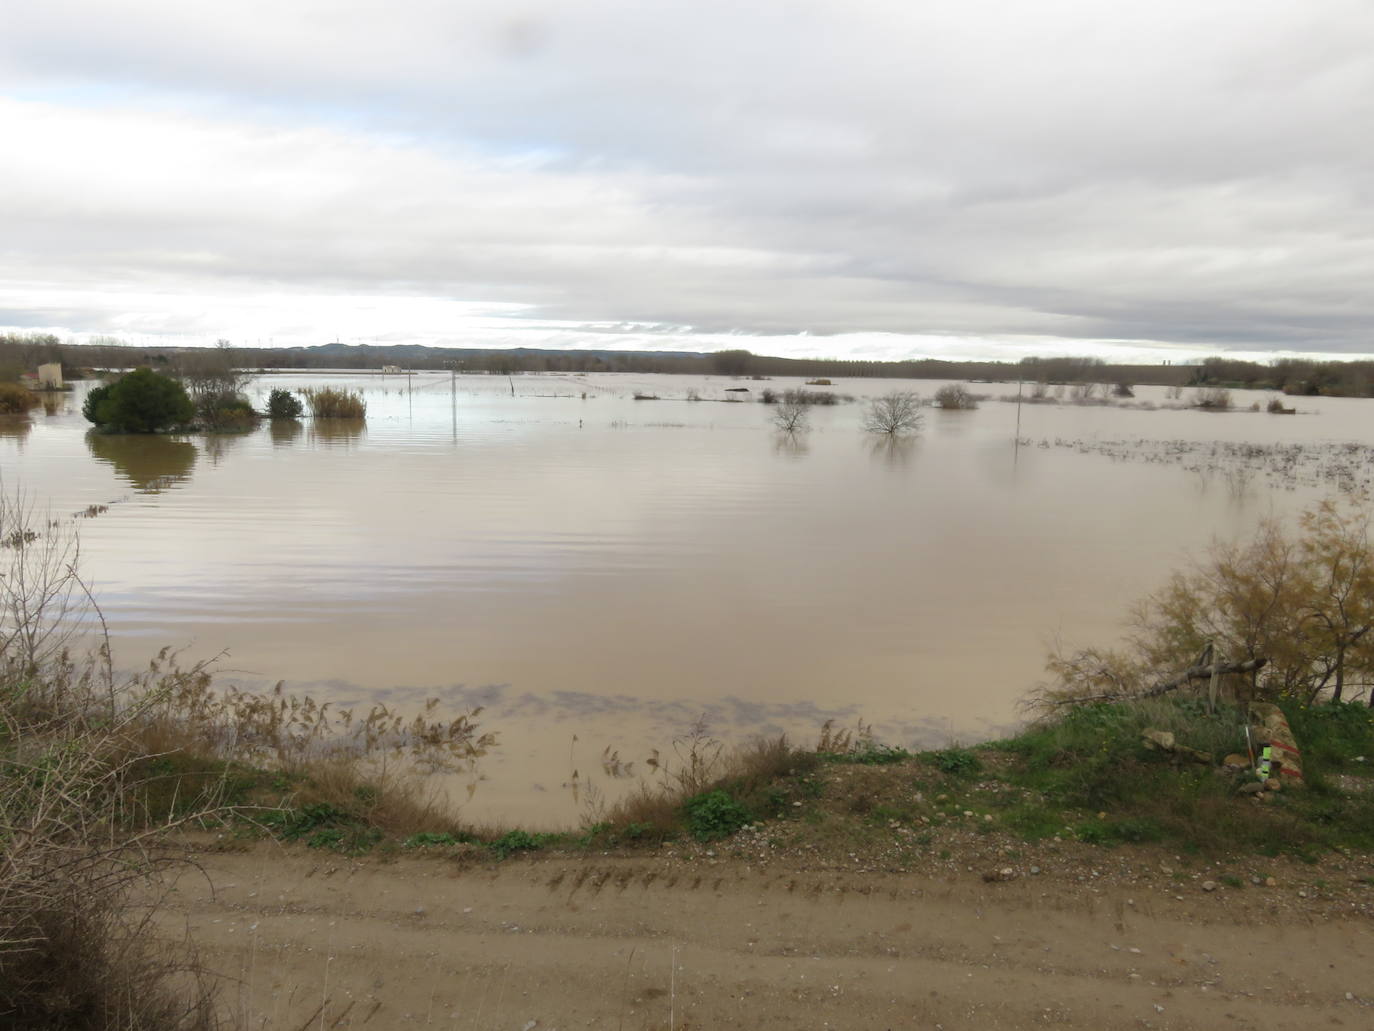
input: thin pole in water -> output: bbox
[1014,378,1024,463]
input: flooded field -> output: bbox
[3,371,1369,825]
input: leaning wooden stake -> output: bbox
[1055,656,1268,706]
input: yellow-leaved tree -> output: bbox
[1044,497,1374,706]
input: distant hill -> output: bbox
[301,342,707,361]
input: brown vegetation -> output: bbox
[1,490,493,1027]
[864,391,923,434]
[1194,386,1233,410]
[770,398,810,433]
[596,720,815,842]
[0,382,41,415]
[933,383,978,410]
[1044,498,1374,706]
[302,386,366,419]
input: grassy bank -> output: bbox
[179,695,1374,867]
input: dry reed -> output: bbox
[301,386,366,419]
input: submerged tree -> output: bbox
[82,368,195,433]
[770,399,810,434]
[176,341,255,429]
[863,391,923,435]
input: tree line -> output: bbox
[6,332,1374,396]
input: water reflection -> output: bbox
[771,431,810,459]
[202,433,245,466]
[86,433,197,493]
[42,396,62,417]
[0,416,32,445]
[866,435,918,469]
[309,418,366,447]
[932,409,975,438]
[269,419,303,447]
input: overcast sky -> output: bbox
[2,1,1371,362]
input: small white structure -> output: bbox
[37,362,63,390]
[380,364,403,374]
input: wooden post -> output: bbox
[1207,641,1222,715]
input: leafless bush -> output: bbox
[1194,387,1233,410]
[863,391,923,434]
[933,383,978,410]
[2,495,226,1029]
[770,399,810,433]
[1,489,87,677]
[782,388,839,406]
[176,341,254,429]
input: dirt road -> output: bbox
[161,844,1372,1030]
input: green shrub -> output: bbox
[823,743,912,765]
[488,829,555,859]
[267,388,304,420]
[1282,701,1374,772]
[81,383,112,423]
[929,748,982,776]
[82,368,194,433]
[682,789,750,841]
[403,831,477,848]
[199,394,257,430]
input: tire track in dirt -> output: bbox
[160,847,1373,1029]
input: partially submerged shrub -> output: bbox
[0,382,40,414]
[770,399,810,433]
[198,394,258,430]
[1194,387,1233,410]
[933,383,978,410]
[303,386,366,419]
[176,342,253,428]
[82,368,195,433]
[782,388,839,406]
[266,387,304,420]
[864,391,923,434]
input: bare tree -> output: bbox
[176,340,254,426]
[771,399,810,433]
[864,391,923,434]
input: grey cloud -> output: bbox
[2,1,1373,353]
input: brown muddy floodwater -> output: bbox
[4,372,1372,825]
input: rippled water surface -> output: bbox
[4,372,1371,824]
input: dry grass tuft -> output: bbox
[1,487,493,1026]
[598,719,815,840]
[0,382,41,415]
[301,386,366,419]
